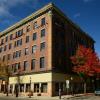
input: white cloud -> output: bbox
[0,0,39,18]
[74,13,81,18]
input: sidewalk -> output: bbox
[0,93,94,100]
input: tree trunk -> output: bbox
[84,82,86,94]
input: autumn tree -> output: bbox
[70,45,100,93]
[0,60,12,96]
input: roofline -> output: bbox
[0,2,53,36]
[0,2,95,42]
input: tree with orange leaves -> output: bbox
[70,45,100,93]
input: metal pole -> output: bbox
[29,77,31,98]
[59,83,61,99]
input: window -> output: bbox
[34,83,39,92]
[24,61,28,71]
[26,36,29,43]
[3,55,6,62]
[5,36,8,42]
[41,29,45,37]
[40,57,45,68]
[31,59,35,70]
[14,39,22,47]
[33,33,37,40]
[16,29,23,37]
[25,48,29,55]
[33,21,38,29]
[1,39,4,45]
[13,63,20,72]
[9,43,12,49]
[8,54,11,60]
[10,34,13,40]
[4,45,7,51]
[41,83,47,93]
[41,17,45,26]
[13,50,21,58]
[40,42,45,51]
[26,25,31,32]
[32,45,37,53]
[0,47,3,53]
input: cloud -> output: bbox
[0,0,39,18]
[74,13,81,18]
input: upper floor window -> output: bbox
[16,29,23,37]
[33,33,37,40]
[9,43,12,49]
[32,45,37,53]
[3,55,6,62]
[10,34,13,40]
[0,47,3,53]
[7,54,11,60]
[15,39,22,47]
[40,57,45,68]
[33,21,38,29]
[31,59,35,70]
[5,36,8,42]
[13,50,21,59]
[40,42,45,51]
[41,29,45,37]
[1,39,4,45]
[4,45,7,51]
[41,17,45,26]
[26,36,29,43]
[24,61,28,71]
[25,48,29,55]
[26,25,31,32]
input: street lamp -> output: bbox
[70,77,73,95]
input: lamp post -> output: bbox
[70,77,73,95]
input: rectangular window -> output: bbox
[9,43,12,49]
[33,21,38,29]
[8,54,11,60]
[31,59,35,70]
[26,25,31,32]
[40,57,45,68]
[4,45,7,51]
[41,17,45,26]
[26,36,29,43]
[17,39,22,46]
[0,47,3,53]
[41,29,45,37]
[41,83,47,93]
[34,83,39,92]
[5,36,8,42]
[1,39,4,45]
[24,61,28,71]
[10,34,13,40]
[33,33,37,40]
[3,55,6,62]
[32,45,37,53]
[25,48,29,55]
[40,42,45,51]
[16,29,23,37]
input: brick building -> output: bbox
[0,3,94,96]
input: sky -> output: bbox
[0,0,100,56]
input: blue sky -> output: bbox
[0,0,100,56]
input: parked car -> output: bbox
[94,88,100,96]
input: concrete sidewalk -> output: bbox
[0,93,94,100]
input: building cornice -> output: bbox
[0,2,95,42]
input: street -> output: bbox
[65,95,100,100]
[0,95,100,100]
